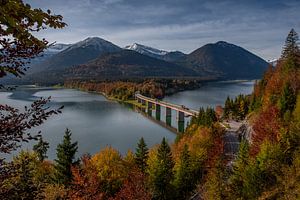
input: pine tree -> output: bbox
[135,137,149,173]
[279,83,296,115]
[5,151,41,199]
[55,128,78,186]
[224,96,231,119]
[282,29,300,70]
[282,29,299,60]
[228,140,250,198]
[198,107,205,125]
[174,144,194,199]
[33,137,49,162]
[203,156,227,200]
[151,138,175,200]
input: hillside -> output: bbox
[125,43,186,62]
[198,29,300,199]
[36,37,122,73]
[180,41,269,79]
[65,50,196,80]
[2,39,270,85]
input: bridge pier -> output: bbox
[166,107,172,126]
[177,111,185,133]
[155,104,161,121]
[135,94,199,133]
[147,102,153,116]
[137,98,141,104]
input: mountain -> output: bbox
[46,43,72,53]
[34,37,122,73]
[180,41,269,79]
[125,43,186,62]
[2,39,269,85]
[63,50,196,81]
[7,37,122,84]
[268,58,278,67]
[27,43,72,67]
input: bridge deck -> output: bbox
[135,94,199,116]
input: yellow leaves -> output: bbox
[91,146,127,182]
[42,184,68,200]
[173,127,213,166]
[91,147,129,194]
[123,150,136,170]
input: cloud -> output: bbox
[26,0,300,60]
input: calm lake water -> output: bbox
[0,81,254,159]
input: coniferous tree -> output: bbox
[282,29,299,60]
[282,29,300,71]
[279,83,296,115]
[33,137,49,162]
[135,137,149,173]
[151,138,175,200]
[55,128,78,186]
[224,96,231,118]
[228,140,250,198]
[198,107,205,125]
[203,156,227,200]
[4,151,41,199]
[174,144,194,199]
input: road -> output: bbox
[222,120,242,159]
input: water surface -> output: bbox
[164,81,255,110]
[0,81,254,159]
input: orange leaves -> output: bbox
[110,171,152,200]
[70,155,104,200]
[251,106,282,156]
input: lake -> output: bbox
[0,81,254,159]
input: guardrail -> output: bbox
[135,94,199,116]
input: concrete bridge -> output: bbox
[135,93,199,132]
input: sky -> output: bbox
[26,0,300,60]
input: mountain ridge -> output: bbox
[1,38,269,85]
[178,41,269,79]
[124,43,186,62]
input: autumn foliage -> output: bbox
[251,106,282,155]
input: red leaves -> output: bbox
[70,155,105,200]
[251,106,282,156]
[110,170,152,200]
[0,97,63,155]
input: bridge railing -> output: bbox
[135,93,199,116]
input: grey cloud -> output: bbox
[26,0,300,60]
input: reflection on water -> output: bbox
[0,81,255,160]
[1,87,175,160]
[163,81,255,110]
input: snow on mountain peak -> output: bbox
[125,43,168,56]
[47,43,72,53]
[67,37,121,52]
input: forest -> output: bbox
[1,28,299,199]
[1,1,300,199]
[64,79,202,101]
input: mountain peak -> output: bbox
[47,43,72,52]
[67,37,121,51]
[187,41,268,79]
[214,41,237,48]
[125,43,168,56]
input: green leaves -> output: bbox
[54,128,78,186]
[0,0,66,78]
[135,137,149,173]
